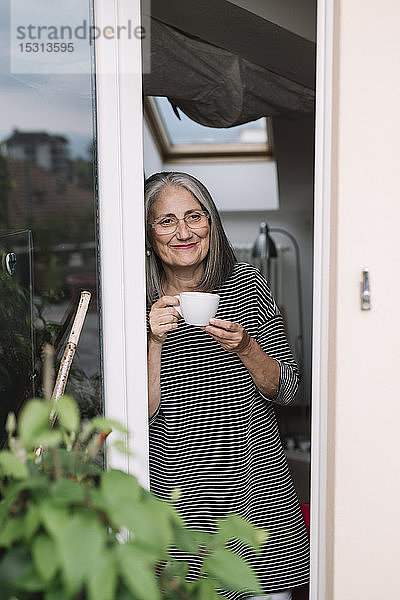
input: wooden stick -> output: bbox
[42,343,55,402]
[50,291,91,423]
[35,292,91,457]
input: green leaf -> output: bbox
[87,550,117,600]
[18,399,51,447]
[91,417,128,435]
[127,539,164,564]
[101,469,141,504]
[173,525,205,554]
[116,543,161,600]
[24,505,41,541]
[105,495,173,555]
[192,577,220,600]
[185,528,214,548]
[0,450,28,479]
[161,560,189,579]
[54,512,107,595]
[202,548,262,593]
[0,477,47,529]
[35,429,63,447]
[113,440,133,455]
[55,395,80,433]
[0,518,25,547]
[32,533,59,583]
[215,513,269,552]
[49,478,86,506]
[0,547,32,593]
[39,503,69,538]
[116,583,138,600]
[44,589,70,600]
[14,566,46,592]
[3,473,49,498]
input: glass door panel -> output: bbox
[0,0,102,444]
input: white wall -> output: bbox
[144,119,280,212]
[164,160,279,212]
[326,0,400,597]
[143,119,163,176]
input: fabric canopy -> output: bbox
[143,19,315,128]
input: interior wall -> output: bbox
[163,160,279,211]
[328,0,400,597]
[143,120,163,175]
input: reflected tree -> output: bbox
[0,149,12,229]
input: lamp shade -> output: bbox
[252,222,277,259]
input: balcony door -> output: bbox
[1,0,148,484]
[2,1,336,597]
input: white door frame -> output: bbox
[94,0,336,595]
[94,0,149,488]
[310,0,335,598]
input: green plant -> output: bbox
[0,396,268,599]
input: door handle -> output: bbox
[4,252,17,276]
[361,268,371,311]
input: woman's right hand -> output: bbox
[148,296,181,345]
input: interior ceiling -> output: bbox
[143,0,316,127]
[225,0,317,43]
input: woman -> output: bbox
[146,172,309,600]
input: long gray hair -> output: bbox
[145,172,236,305]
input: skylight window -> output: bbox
[144,96,272,162]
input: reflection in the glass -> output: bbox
[0,1,102,446]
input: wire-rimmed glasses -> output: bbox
[150,210,210,235]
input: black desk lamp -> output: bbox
[252,222,304,378]
[251,222,277,279]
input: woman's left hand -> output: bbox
[202,318,252,354]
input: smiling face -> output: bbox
[149,185,210,272]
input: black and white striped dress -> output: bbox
[149,263,309,597]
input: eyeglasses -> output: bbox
[150,210,210,235]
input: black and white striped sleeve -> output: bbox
[254,269,299,406]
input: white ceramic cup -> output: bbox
[174,292,220,326]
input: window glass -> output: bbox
[154,96,268,145]
[0,0,102,446]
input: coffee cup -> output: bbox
[174,292,220,326]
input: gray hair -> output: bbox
[144,171,236,305]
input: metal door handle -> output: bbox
[3,252,17,276]
[361,268,371,311]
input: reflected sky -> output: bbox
[0,1,93,158]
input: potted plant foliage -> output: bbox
[0,395,268,599]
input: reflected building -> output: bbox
[1,131,95,299]
[0,128,102,446]
[4,129,72,179]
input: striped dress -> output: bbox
[148,263,309,597]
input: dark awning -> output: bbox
[142,0,315,128]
